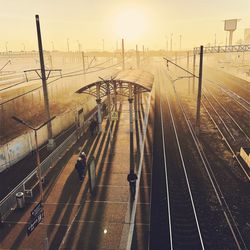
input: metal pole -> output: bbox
[122,38,125,70]
[35,15,54,148]
[229,31,233,46]
[195,46,204,136]
[136,45,139,69]
[134,86,138,121]
[96,83,102,133]
[82,51,85,74]
[128,83,134,172]
[192,53,196,94]
[67,38,70,52]
[34,130,43,202]
[128,83,133,133]
[170,33,173,51]
[107,82,112,142]
[113,82,117,111]
[187,51,190,94]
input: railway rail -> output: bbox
[150,65,247,249]
[162,66,247,249]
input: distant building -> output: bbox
[244,28,250,44]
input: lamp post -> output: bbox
[12,115,55,203]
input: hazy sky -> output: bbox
[1,0,250,51]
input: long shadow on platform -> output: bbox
[63,103,126,249]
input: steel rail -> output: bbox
[205,80,250,114]
[201,101,250,182]
[205,78,250,110]
[204,87,250,142]
[158,69,173,249]
[202,91,236,141]
[161,69,205,249]
[165,71,247,250]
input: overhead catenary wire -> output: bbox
[0,53,133,105]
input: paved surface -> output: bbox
[0,97,153,250]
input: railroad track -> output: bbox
[205,79,250,113]
[150,64,246,249]
[202,87,250,142]
[162,65,248,249]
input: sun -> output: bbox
[113,8,147,41]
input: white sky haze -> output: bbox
[1,0,250,51]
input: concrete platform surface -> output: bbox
[0,98,153,250]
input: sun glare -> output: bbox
[114,8,147,41]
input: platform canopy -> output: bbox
[76,69,154,99]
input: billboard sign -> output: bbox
[224,19,238,31]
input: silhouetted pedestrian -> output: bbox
[75,157,85,181]
[80,151,87,167]
[102,103,107,116]
[89,119,98,136]
[127,170,138,200]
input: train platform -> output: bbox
[0,96,154,250]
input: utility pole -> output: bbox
[170,33,173,51]
[214,33,217,46]
[67,38,70,52]
[192,53,196,93]
[142,45,145,61]
[5,42,8,53]
[35,14,54,149]
[82,51,85,74]
[195,45,204,136]
[179,35,182,50]
[187,51,190,94]
[136,44,140,69]
[122,38,125,70]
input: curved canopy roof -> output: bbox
[76,69,154,99]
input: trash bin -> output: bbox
[16,192,25,209]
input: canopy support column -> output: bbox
[107,82,112,143]
[134,87,138,121]
[128,83,134,172]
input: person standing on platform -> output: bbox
[89,119,98,136]
[75,157,85,181]
[80,151,87,168]
[127,170,138,200]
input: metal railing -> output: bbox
[0,131,77,220]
